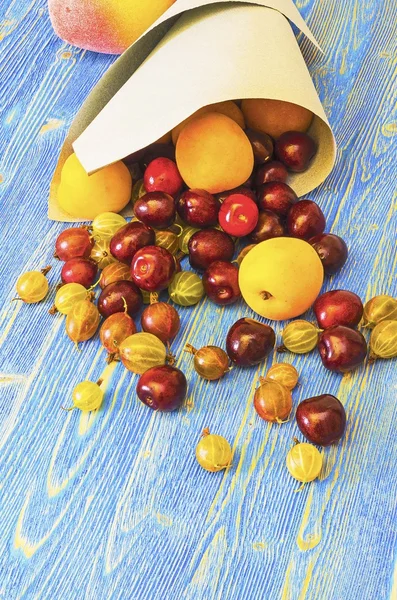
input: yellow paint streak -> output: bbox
[0,302,22,347]
[190,526,227,587]
[0,373,27,384]
[39,118,64,134]
[296,485,322,551]
[14,490,73,558]
[280,559,294,600]
[298,558,316,600]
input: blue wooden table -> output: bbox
[1,1,396,598]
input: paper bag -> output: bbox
[49,0,336,221]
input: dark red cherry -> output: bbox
[177,189,220,228]
[257,182,298,216]
[309,233,348,275]
[226,318,275,367]
[318,326,367,372]
[110,222,155,265]
[134,191,176,229]
[275,131,317,172]
[188,229,234,271]
[313,290,363,329]
[287,199,326,240]
[61,258,97,288]
[98,280,143,318]
[246,129,273,164]
[255,161,288,187]
[202,261,241,305]
[249,210,285,243]
[296,394,346,446]
[131,245,176,291]
[216,186,257,205]
[136,365,187,412]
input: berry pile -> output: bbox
[14,122,397,484]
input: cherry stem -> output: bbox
[48,305,58,315]
[61,405,76,412]
[53,252,60,260]
[184,343,197,355]
[11,297,23,302]
[150,292,159,305]
[259,376,267,385]
[41,266,52,276]
[277,345,287,353]
[121,296,128,314]
[201,428,210,438]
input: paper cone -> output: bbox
[49,0,336,221]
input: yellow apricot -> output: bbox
[58,153,132,219]
[172,100,245,144]
[176,112,254,194]
[241,99,313,139]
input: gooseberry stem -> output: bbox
[88,279,100,291]
[41,266,52,276]
[106,353,119,364]
[61,405,76,412]
[166,353,176,366]
[293,437,301,446]
[294,482,306,493]
[277,345,287,353]
[184,343,197,355]
[97,378,103,386]
[201,428,210,437]
[48,305,58,315]
[55,283,64,291]
[259,376,267,385]
[150,292,159,304]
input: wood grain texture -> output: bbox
[0,0,396,598]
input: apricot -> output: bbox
[58,153,132,219]
[172,101,245,145]
[49,0,176,54]
[175,113,254,194]
[239,237,324,320]
[241,99,313,139]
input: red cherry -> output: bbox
[144,157,183,197]
[218,194,259,237]
[309,233,348,275]
[61,258,97,288]
[313,290,363,329]
[136,365,187,412]
[287,199,326,240]
[249,210,285,243]
[177,189,220,228]
[131,245,176,291]
[257,182,298,216]
[134,191,176,229]
[275,131,317,172]
[318,326,367,372]
[255,161,288,187]
[202,261,241,305]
